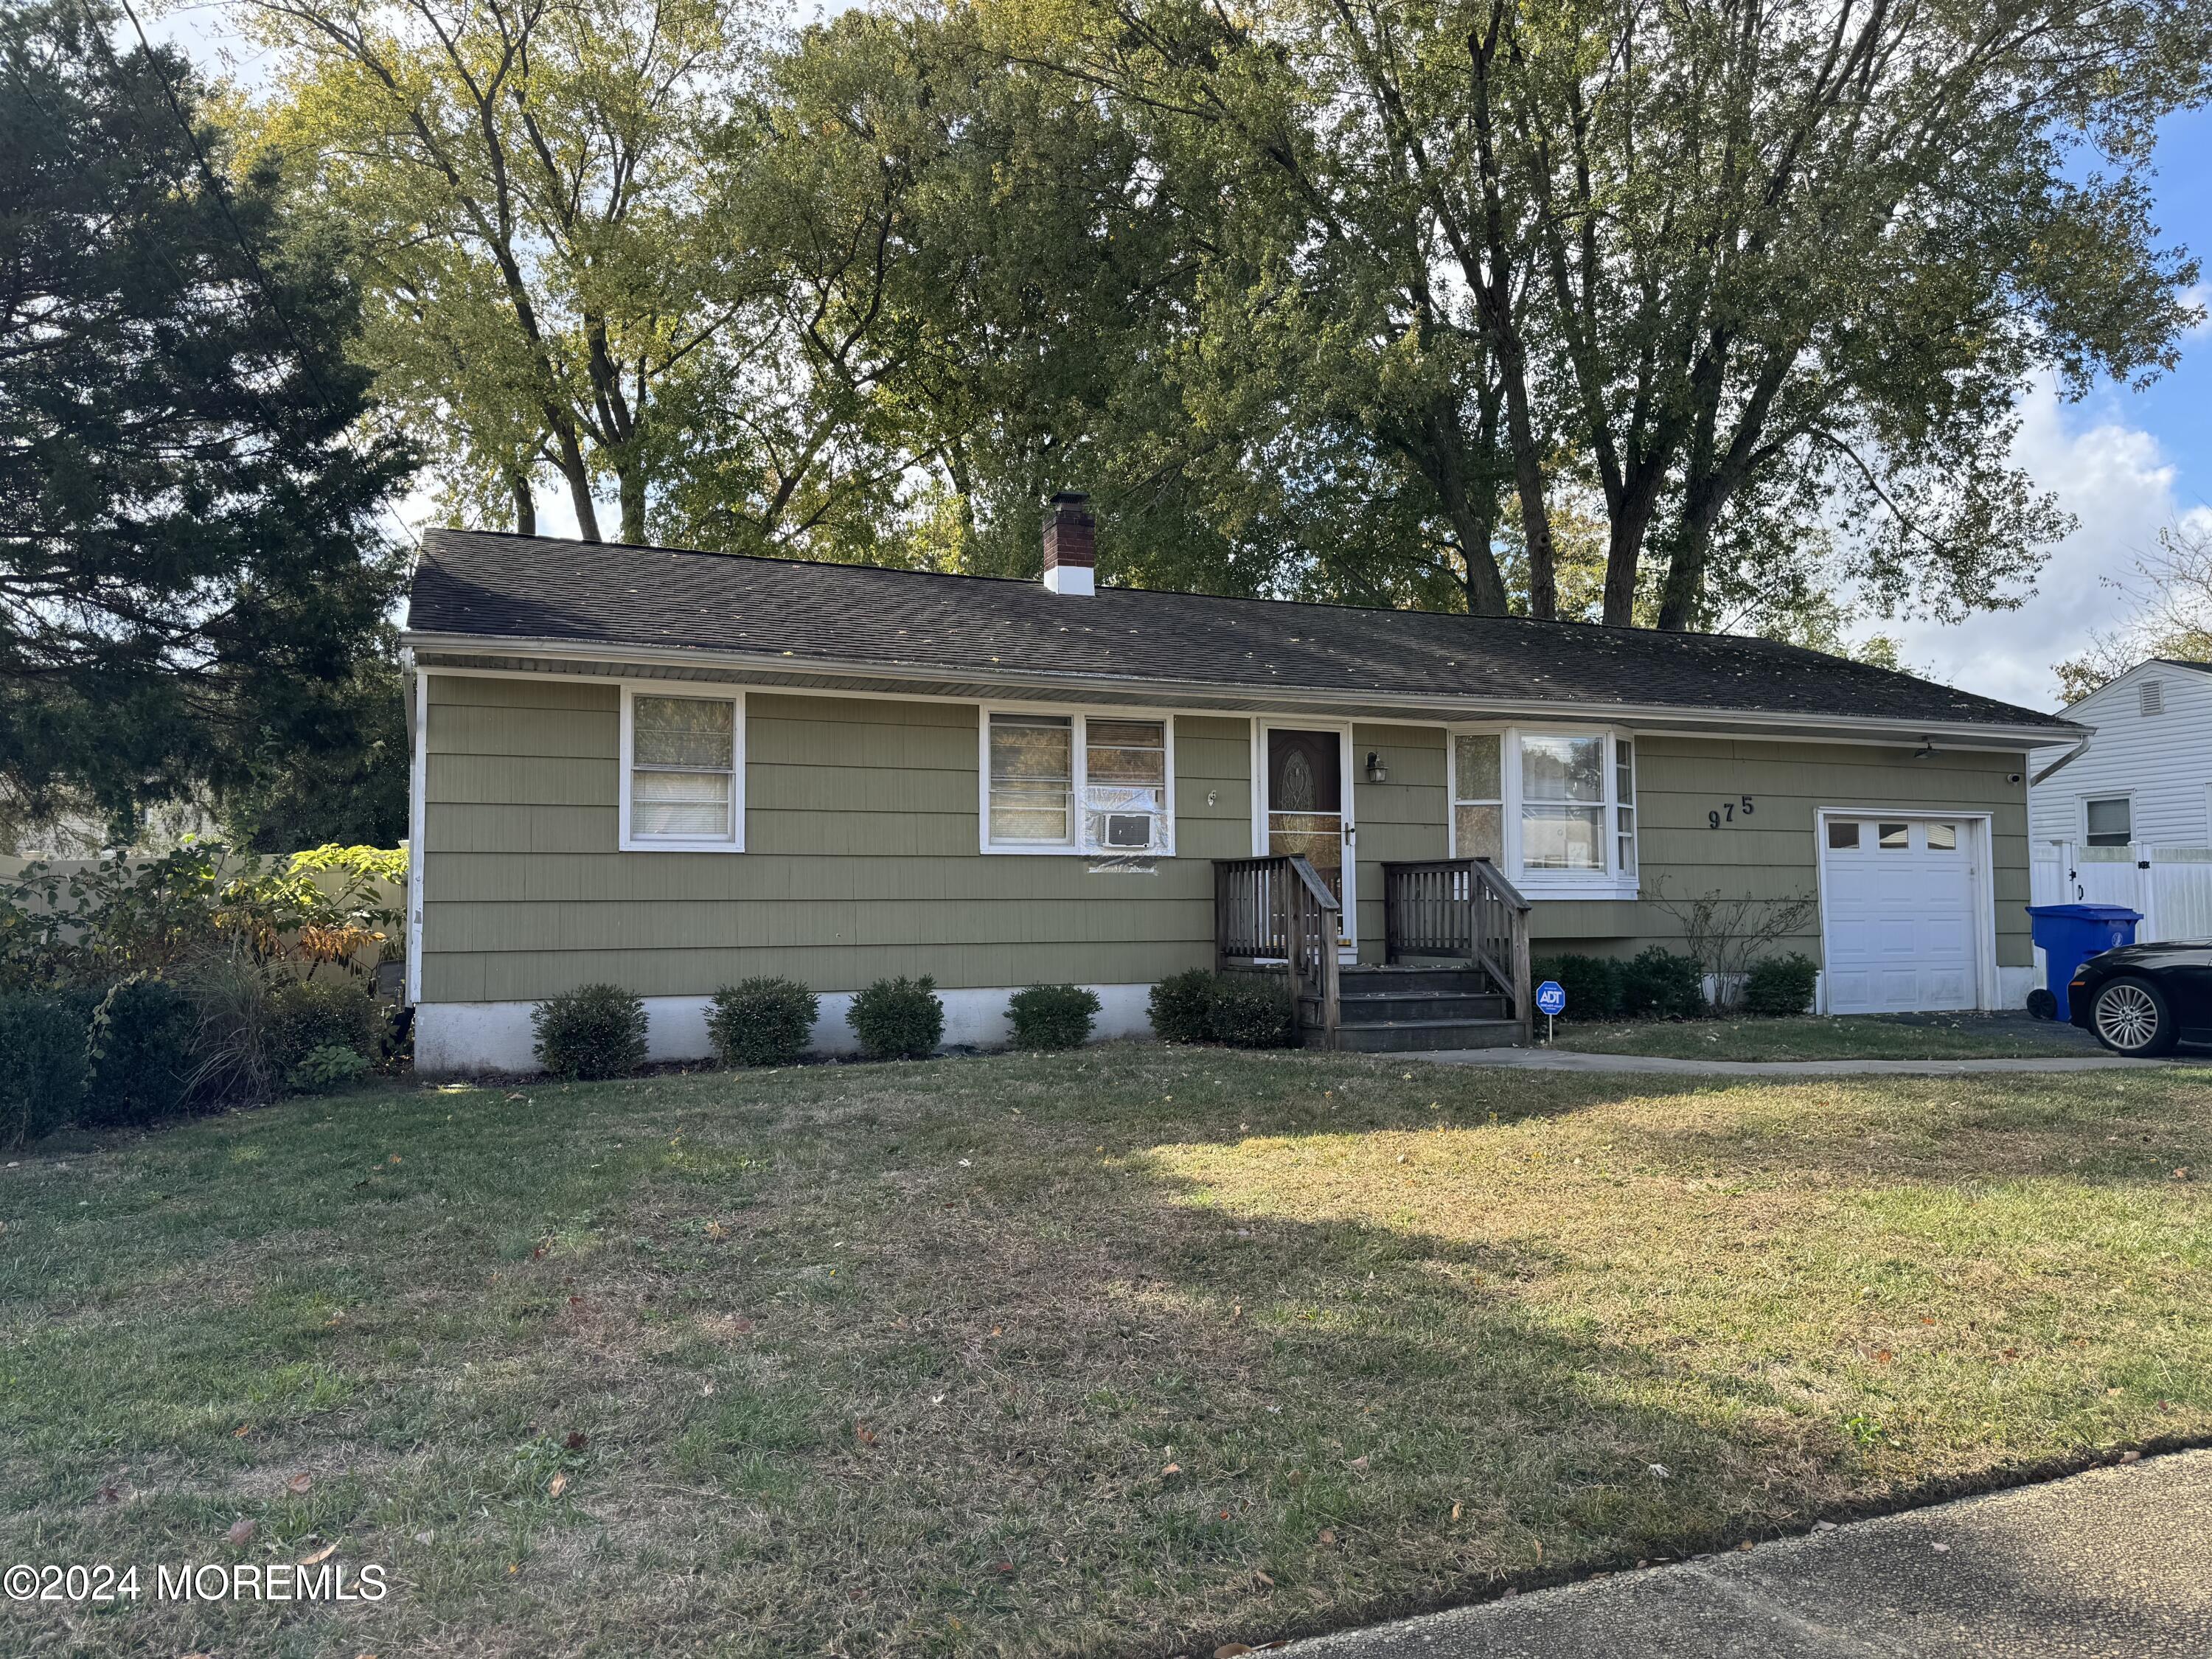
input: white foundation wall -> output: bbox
[414,982,1161,1076]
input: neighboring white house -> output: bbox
[2028,659,2212,945]
[2029,660,2212,849]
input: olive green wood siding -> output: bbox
[419,678,1252,1001]
[1532,734,2031,967]
[418,678,2034,1003]
[1350,725,1449,962]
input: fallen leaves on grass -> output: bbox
[299,1543,337,1566]
[564,1432,587,1451]
[549,1473,568,1498]
[225,1520,256,1547]
[285,1472,313,1496]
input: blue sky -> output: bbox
[1888,103,2211,708]
[150,5,2208,709]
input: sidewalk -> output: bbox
[1288,1449,2212,1658]
[1415,1048,2201,1076]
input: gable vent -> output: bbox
[2140,679,2164,717]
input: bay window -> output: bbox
[1450,726,1639,894]
[619,686,744,852]
[984,709,1174,855]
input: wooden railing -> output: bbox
[1381,857,1534,1041]
[1214,855,1341,1048]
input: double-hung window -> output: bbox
[2084,796,2132,848]
[1450,727,1638,895]
[620,686,744,851]
[983,709,1174,854]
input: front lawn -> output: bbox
[3,1048,2208,1656]
[1547,1012,2101,1061]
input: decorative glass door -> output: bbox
[1266,726,1352,946]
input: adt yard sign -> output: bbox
[1535,978,1565,1041]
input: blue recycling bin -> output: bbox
[2025,904,2141,1020]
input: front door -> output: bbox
[1265,726,1354,949]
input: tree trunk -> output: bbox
[617,457,647,545]
[507,465,536,538]
[549,417,601,543]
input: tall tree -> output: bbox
[239,0,759,542]
[1034,0,2205,625]
[0,0,413,839]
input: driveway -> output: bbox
[1414,1048,2201,1076]
[1288,1449,2212,1658]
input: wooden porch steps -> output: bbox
[1299,964,1524,1052]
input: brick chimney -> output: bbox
[1041,492,1096,596]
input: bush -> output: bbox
[82,975,201,1127]
[268,977,379,1076]
[1744,953,1820,1017]
[0,992,91,1145]
[1207,973,1296,1048]
[1148,969,1217,1044]
[1007,984,1100,1050]
[1528,953,1624,1021]
[846,975,944,1060]
[532,984,650,1079]
[289,1043,372,1093]
[708,978,819,1067]
[1618,947,1706,1020]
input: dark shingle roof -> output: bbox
[404,529,2066,731]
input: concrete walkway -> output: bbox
[1414,1047,2202,1076]
[1290,1449,2212,1658]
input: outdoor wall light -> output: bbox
[1364,750,1388,784]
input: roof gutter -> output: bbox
[397,630,2084,750]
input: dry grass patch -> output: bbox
[0,1049,2207,1656]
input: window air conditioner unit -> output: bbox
[1102,813,1155,848]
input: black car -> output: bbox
[2068,942,2212,1056]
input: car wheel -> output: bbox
[2025,987,2058,1021]
[2090,976,2178,1057]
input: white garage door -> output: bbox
[1820,816,1984,1014]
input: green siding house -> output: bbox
[400,500,2076,1073]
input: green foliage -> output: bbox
[532,985,650,1081]
[1530,955,1625,1022]
[288,1043,372,1094]
[0,841,405,992]
[1618,949,1708,1020]
[846,976,945,1061]
[1,0,414,830]
[1006,984,1101,1051]
[268,976,379,1077]
[1744,954,1821,1018]
[82,976,201,1127]
[1147,970,1297,1047]
[1206,974,1297,1049]
[1147,970,1218,1045]
[0,992,91,1145]
[708,978,821,1068]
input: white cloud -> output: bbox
[1879,380,2190,711]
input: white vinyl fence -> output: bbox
[2030,843,2212,963]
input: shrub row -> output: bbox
[0,970,392,1148]
[1147,970,1296,1048]
[1529,947,1820,1021]
[531,975,1114,1079]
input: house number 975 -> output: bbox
[1708,797,1756,830]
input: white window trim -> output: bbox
[1448,724,1640,900]
[619,682,746,852]
[2080,791,2135,849]
[978,704,1178,856]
